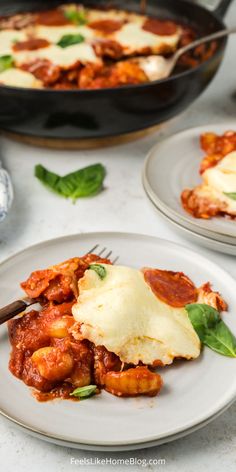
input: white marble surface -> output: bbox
[1,2,236,471]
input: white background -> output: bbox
[1,1,236,471]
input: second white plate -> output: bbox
[143,123,236,240]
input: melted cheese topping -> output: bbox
[0,30,27,55]
[34,24,95,44]
[14,43,100,67]
[72,264,200,365]
[203,151,236,193]
[137,55,170,80]
[0,68,42,88]
[202,151,236,214]
[87,8,144,24]
[114,23,181,54]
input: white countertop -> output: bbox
[1,2,236,471]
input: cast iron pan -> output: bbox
[0,0,233,140]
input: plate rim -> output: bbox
[145,188,236,248]
[142,122,236,239]
[2,396,235,451]
[1,231,236,449]
[145,192,236,255]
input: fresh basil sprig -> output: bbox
[57,33,85,48]
[224,192,236,201]
[0,55,14,73]
[89,264,107,280]
[70,385,97,399]
[204,321,236,357]
[185,303,220,341]
[64,7,88,25]
[35,163,106,202]
[186,303,236,358]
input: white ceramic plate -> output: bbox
[143,123,236,240]
[1,232,236,451]
[146,194,236,255]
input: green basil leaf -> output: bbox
[204,321,236,358]
[59,164,106,200]
[224,192,236,201]
[89,264,107,280]
[70,385,97,399]
[34,164,62,196]
[185,303,220,341]
[0,55,14,73]
[57,33,85,48]
[34,164,106,201]
[64,7,88,25]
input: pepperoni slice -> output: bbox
[89,19,123,34]
[143,268,197,308]
[35,9,70,26]
[143,18,177,36]
[13,38,50,52]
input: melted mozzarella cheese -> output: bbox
[0,68,42,88]
[0,29,27,55]
[72,264,200,366]
[202,151,236,214]
[203,151,236,193]
[14,43,100,67]
[34,24,95,44]
[137,55,170,80]
[114,23,180,54]
[87,8,144,24]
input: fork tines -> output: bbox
[87,244,119,264]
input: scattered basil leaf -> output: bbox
[89,264,107,280]
[34,163,106,202]
[64,7,88,25]
[70,385,97,399]
[224,192,236,200]
[204,321,236,358]
[57,33,85,48]
[185,303,220,341]
[186,303,236,358]
[0,55,14,73]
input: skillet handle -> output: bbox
[192,0,233,17]
[213,0,233,17]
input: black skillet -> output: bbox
[0,0,233,140]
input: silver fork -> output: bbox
[0,245,118,325]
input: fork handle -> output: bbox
[0,300,28,325]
